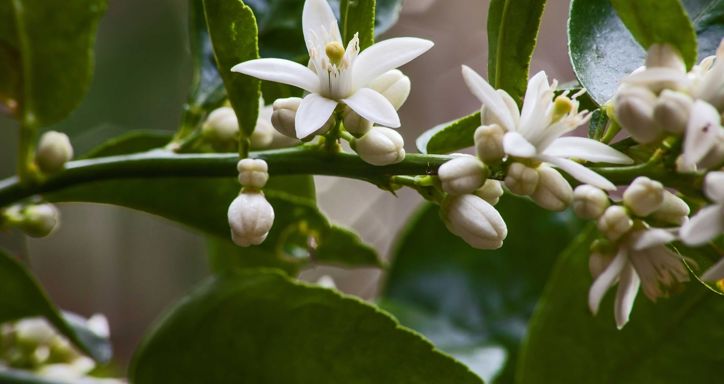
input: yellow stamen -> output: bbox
[325,41,345,66]
[552,95,575,122]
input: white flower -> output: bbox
[531,164,573,211]
[474,179,504,206]
[353,126,405,165]
[202,106,239,144]
[692,39,724,111]
[237,159,269,189]
[653,90,692,134]
[621,44,689,93]
[572,184,609,220]
[441,194,507,249]
[681,100,723,169]
[589,228,687,329]
[232,0,433,138]
[651,190,690,226]
[35,131,74,174]
[614,86,662,144]
[438,155,486,195]
[680,171,724,246]
[461,66,632,190]
[504,162,538,196]
[227,192,275,246]
[622,176,664,217]
[597,206,633,241]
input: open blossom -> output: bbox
[680,171,724,246]
[232,0,433,138]
[461,66,632,191]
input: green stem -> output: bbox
[16,121,38,184]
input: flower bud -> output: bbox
[474,179,504,206]
[623,176,664,217]
[572,185,610,219]
[20,204,59,238]
[343,107,372,135]
[474,124,505,162]
[697,130,724,170]
[597,205,633,241]
[438,155,486,195]
[504,162,539,196]
[15,318,56,345]
[653,90,692,134]
[227,192,274,247]
[271,97,302,138]
[531,165,573,211]
[237,158,269,189]
[650,190,690,225]
[645,44,686,73]
[354,126,405,166]
[369,69,411,110]
[614,86,662,144]
[35,131,73,174]
[201,107,239,149]
[250,106,275,149]
[441,194,507,249]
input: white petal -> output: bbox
[543,137,634,164]
[701,257,724,282]
[632,228,676,250]
[623,67,690,87]
[503,131,536,158]
[460,65,516,132]
[614,262,640,329]
[704,171,724,203]
[295,94,338,138]
[683,100,720,165]
[343,88,400,128]
[302,0,341,53]
[589,249,627,315]
[539,155,616,190]
[232,59,320,93]
[352,37,434,89]
[679,205,724,246]
[519,71,552,136]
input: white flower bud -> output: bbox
[438,155,486,195]
[237,158,269,189]
[623,176,664,217]
[645,44,686,73]
[20,204,59,238]
[202,107,239,146]
[354,126,405,166]
[227,192,274,247]
[474,179,504,206]
[368,69,411,110]
[441,194,508,249]
[650,190,690,225]
[35,131,73,174]
[250,106,275,149]
[675,154,698,173]
[572,185,610,219]
[271,97,302,138]
[504,162,539,196]
[15,318,56,345]
[316,275,337,289]
[531,165,573,211]
[474,124,505,162]
[343,107,372,135]
[697,130,724,170]
[597,205,633,241]
[653,90,692,134]
[614,86,662,144]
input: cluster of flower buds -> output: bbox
[1,203,59,238]
[227,158,275,247]
[35,131,73,174]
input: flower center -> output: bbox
[325,41,345,66]
[551,95,574,122]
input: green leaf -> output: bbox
[569,0,724,105]
[0,0,107,127]
[517,227,724,383]
[0,248,111,363]
[610,0,698,69]
[130,269,483,384]
[381,197,582,383]
[487,0,546,104]
[416,112,480,154]
[187,0,225,109]
[204,0,260,138]
[340,0,376,49]
[315,225,380,267]
[80,130,172,159]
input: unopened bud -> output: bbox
[704,171,724,203]
[504,162,539,196]
[645,44,686,73]
[250,106,275,149]
[35,131,73,174]
[653,90,692,134]
[614,86,662,144]
[20,204,59,238]
[572,185,610,219]
[271,97,302,138]
[474,179,504,206]
[623,176,664,217]
[597,205,633,241]
[438,155,487,195]
[343,107,372,135]
[650,191,690,225]
[227,192,275,247]
[237,158,269,189]
[369,69,411,110]
[474,124,505,162]
[531,165,573,211]
[354,126,405,166]
[441,194,507,249]
[15,318,56,345]
[697,130,724,170]
[202,107,239,147]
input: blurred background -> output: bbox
[0,0,574,365]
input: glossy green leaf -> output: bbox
[416,112,480,154]
[131,269,483,384]
[517,228,724,383]
[204,0,260,138]
[340,0,375,49]
[569,0,724,105]
[381,197,582,383]
[80,130,171,159]
[0,0,107,126]
[0,248,111,363]
[487,0,547,104]
[187,0,225,109]
[611,0,697,69]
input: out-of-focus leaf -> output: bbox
[416,112,480,154]
[381,197,582,383]
[131,269,483,384]
[187,0,225,110]
[340,0,375,49]
[80,130,171,159]
[0,0,107,126]
[0,249,111,363]
[587,109,608,141]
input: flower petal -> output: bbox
[679,205,724,246]
[589,249,627,315]
[503,131,537,158]
[461,65,516,132]
[352,37,434,90]
[632,228,676,251]
[704,171,724,203]
[232,59,320,93]
[683,100,720,165]
[543,137,634,164]
[295,94,338,138]
[702,257,724,282]
[539,155,616,190]
[623,67,690,88]
[302,0,341,52]
[614,262,640,329]
[518,71,552,136]
[343,88,400,128]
